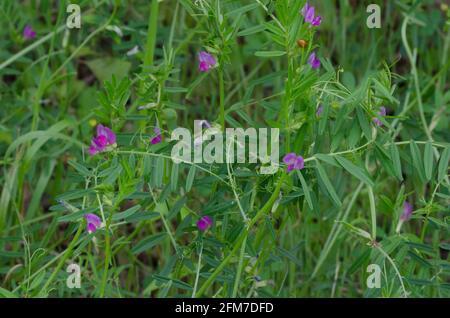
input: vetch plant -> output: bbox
[0,0,449,300]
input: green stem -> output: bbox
[219,68,225,130]
[195,173,286,297]
[143,0,159,67]
[375,245,408,297]
[401,17,432,142]
[41,221,84,293]
[98,195,111,297]
[232,235,247,298]
[367,185,377,240]
[192,241,203,298]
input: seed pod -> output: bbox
[297,39,307,48]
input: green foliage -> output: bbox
[0,0,449,298]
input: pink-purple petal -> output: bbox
[400,201,413,221]
[23,25,36,40]
[294,156,305,170]
[312,16,322,26]
[151,135,162,145]
[87,223,97,233]
[85,213,101,227]
[197,215,213,231]
[283,153,297,165]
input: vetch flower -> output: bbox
[301,3,315,23]
[396,201,413,233]
[84,213,102,233]
[88,124,116,156]
[151,127,162,144]
[311,15,322,26]
[301,3,322,27]
[198,51,216,72]
[308,52,321,69]
[316,105,324,117]
[283,153,304,172]
[373,106,387,127]
[400,201,413,222]
[23,25,36,40]
[197,215,213,231]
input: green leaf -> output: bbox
[410,141,426,183]
[389,143,403,181]
[0,287,18,298]
[356,106,372,141]
[126,212,159,223]
[315,154,339,167]
[165,87,188,94]
[296,170,313,210]
[335,155,374,186]
[318,102,329,135]
[315,161,342,206]
[112,205,141,221]
[225,2,259,16]
[170,163,179,192]
[68,160,91,177]
[152,274,193,291]
[438,147,450,182]
[57,210,85,223]
[339,221,372,240]
[186,165,196,192]
[132,233,167,254]
[237,25,265,36]
[167,196,187,220]
[56,189,94,201]
[424,142,433,181]
[372,78,399,104]
[348,249,371,275]
[86,58,131,82]
[254,51,286,57]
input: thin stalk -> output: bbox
[219,68,225,130]
[98,194,111,297]
[195,173,286,297]
[192,241,203,298]
[401,17,432,142]
[231,235,247,298]
[143,0,159,67]
[375,244,408,298]
[41,222,84,293]
[367,185,377,240]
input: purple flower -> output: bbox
[151,127,162,145]
[88,124,116,156]
[301,3,322,26]
[308,52,321,69]
[373,106,387,127]
[311,15,322,26]
[198,51,216,72]
[23,25,36,40]
[283,153,304,172]
[316,105,324,117]
[84,213,102,233]
[400,201,413,222]
[302,3,315,23]
[197,215,213,231]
